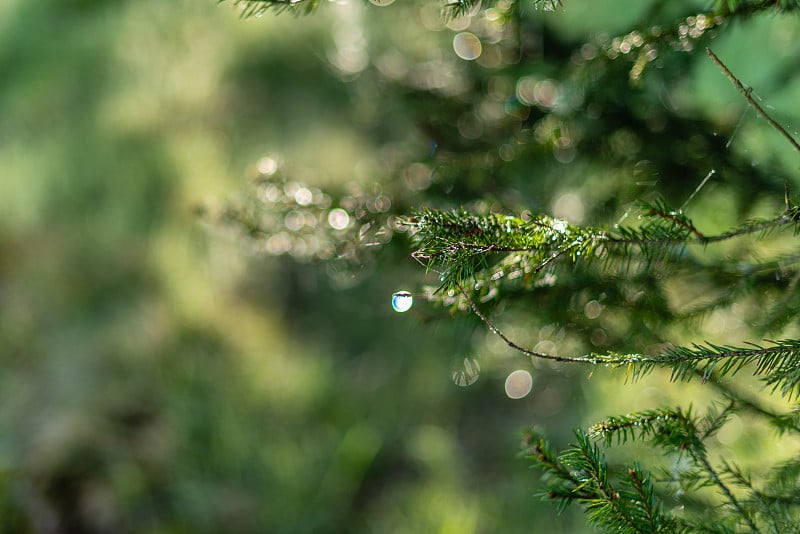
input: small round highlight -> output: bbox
[257,156,278,175]
[453,32,482,61]
[504,370,533,399]
[452,358,481,387]
[328,208,350,230]
[391,291,413,313]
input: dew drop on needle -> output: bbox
[391,291,413,313]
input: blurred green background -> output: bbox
[1,0,799,532]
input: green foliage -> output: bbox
[527,402,800,532]
[211,0,800,532]
[406,209,602,291]
[714,0,800,15]
[408,201,800,293]
[405,202,800,401]
[525,429,688,533]
[220,0,322,17]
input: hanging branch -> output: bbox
[407,202,800,293]
[696,369,800,434]
[446,0,563,19]
[219,0,321,17]
[537,404,777,532]
[707,48,800,153]
[525,427,701,533]
[458,281,800,398]
[407,200,800,397]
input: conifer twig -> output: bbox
[681,169,716,212]
[457,285,594,364]
[694,452,761,534]
[706,48,800,153]
[697,369,800,434]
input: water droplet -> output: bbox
[552,219,568,233]
[391,291,413,313]
[452,358,481,387]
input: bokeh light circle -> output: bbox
[504,370,533,399]
[453,32,482,61]
[452,358,481,386]
[327,208,350,230]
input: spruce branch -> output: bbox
[556,431,651,533]
[719,461,788,534]
[526,429,690,533]
[699,371,800,434]
[585,405,780,533]
[643,202,705,240]
[590,339,800,399]
[589,407,705,454]
[219,0,321,17]
[694,453,761,533]
[409,204,800,395]
[408,205,800,293]
[213,0,800,530]
[699,400,736,440]
[450,283,800,397]
[446,0,563,18]
[621,465,682,534]
[523,430,595,512]
[707,48,800,153]
[407,209,605,295]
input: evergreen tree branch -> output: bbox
[589,407,710,459]
[706,48,800,153]
[589,406,764,532]
[699,400,736,440]
[457,284,594,364]
[219,0,320,17]
[542,431,678,533]
[623,466,662,533]
[455,284,800,398]
[589,340,800,399]
[611,210,799,247]
[526,428,699,533]
[699,370,800,434]
[570,435,644,533]
[446,0,563,18]
[719,460,786,534]
[215,2,800,531]
[408,206,800,294]
[693,453,761,534]
[523,430,596,512]
[410,204,800,396]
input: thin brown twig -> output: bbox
[456,285,595,364]
[707,47,800,153]
[646,207,706,240]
